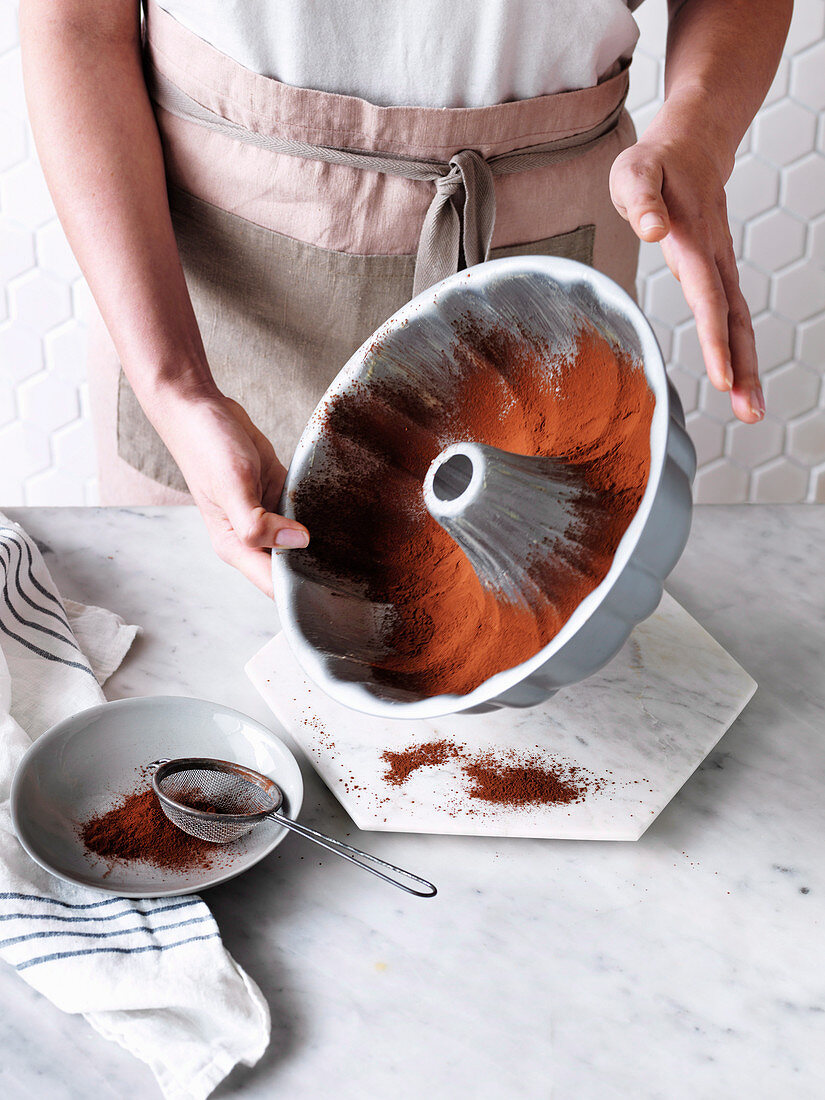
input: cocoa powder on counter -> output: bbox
[292,322,654,698]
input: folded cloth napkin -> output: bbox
[0,514,269,1099]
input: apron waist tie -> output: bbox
[147,63,626,295]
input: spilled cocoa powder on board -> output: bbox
[291,319,654,699]
[80,783,223,871]
[380,738,604,812]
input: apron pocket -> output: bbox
[117,191,596,491]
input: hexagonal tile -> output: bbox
[698,376,735,422]
[0,1,19,51]
[672,321,704,374]
[791,40,825,110]
[726,415,784,467]
[645,268,692,326]
[751,457,808,502]
[787,409,825,465]
[52,417,97,480]
[0,321,43,383]
[16,372,80,434]
[647,316,673,362]
[772,259,825,322]
[763,362,821,418]
[36,220,81,282]
[9,270,72,332]
[744,209,807,271]
[0,110,27,172]
[24,468,87,507]
[0,420,50,486]
[753,100,817,166]
[0,159,55,230]
[637,240,667,279]
[809,215,825,265]
[71,277,95,322]
[813,466,825,503]
[0,48,26,121]
[739,262,770,314]
[668,365,700,416]
[44,321,89,385]
[763,55,790,107]
[726,156,779,220]
[0,223,35,283]
[627,52,660,112]
[782,154,825,218]
[693,459,748,504]
[0,375,15,427]
[785,0,825,53]
[752,312,795,372]
[685,412,725,466]
[797,316,825,366]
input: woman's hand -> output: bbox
[153,391,309,596]
[610,127,763,424]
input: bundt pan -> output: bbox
[272,256,696,718]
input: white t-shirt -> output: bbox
[158,0,640,109]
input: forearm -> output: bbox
[19,0,217,413]
[646,0,793,177]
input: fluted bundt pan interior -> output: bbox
[273,256,696,718]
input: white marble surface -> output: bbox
[2,505,824,1099]
[248,597,756,840]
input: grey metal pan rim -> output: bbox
[273,256,696,719]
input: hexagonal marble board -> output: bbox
[247,593,756,840]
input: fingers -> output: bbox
[663,237,734,393]
[222,471,309,551]
[609,149,670,242]
[230,544,275,598]
[717,257,764,423]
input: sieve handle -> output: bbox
[269,813,437,898]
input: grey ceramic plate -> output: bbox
[11,695,304,897]
[273,256,696,718]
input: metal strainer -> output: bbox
[150,758,436,897]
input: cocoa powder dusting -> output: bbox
[292,322,655,698]
[381,738,602,811]
[81,784,221,871]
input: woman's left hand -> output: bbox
[610,132,764,424]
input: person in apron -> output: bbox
[20,0,791,594]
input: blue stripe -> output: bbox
[1,913,214,950]
[0,535,76,641]
[0,899,203,923]
[0,538,81,650]
[16,931,222,971]
[0,892,144,909]
[0,616,97,678]
[0,528,70,618]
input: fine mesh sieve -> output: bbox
[151,758,436,897]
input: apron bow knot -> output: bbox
[416,149,496,295]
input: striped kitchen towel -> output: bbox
[0,514,269,1100]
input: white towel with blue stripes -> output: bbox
[0,514,269,1099]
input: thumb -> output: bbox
[609,148,670,242]
[223,480,309,551]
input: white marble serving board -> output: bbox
[247,592,756,840]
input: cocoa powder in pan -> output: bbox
[292,321,654,698]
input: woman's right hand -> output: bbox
[152,390,309,597]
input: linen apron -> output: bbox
[87,0,640,503]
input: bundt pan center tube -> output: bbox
[272,256,697,718]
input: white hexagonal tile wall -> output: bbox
[751,457,809,501]
[797,316,825,366]
[726,416,785,467]
[726,156,779,220]
[693,460,749,504]
[763,362,821,419]
[781,154,825,218]
[752,312,796,372]
[791,41,825,110]
[787,409,825,465]
[753,100,817,165]
[772,258,825,322]
[685,413,725,466]
[744,209,807,271]
[16,371,79,434]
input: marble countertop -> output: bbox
[2,505,823,1099]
